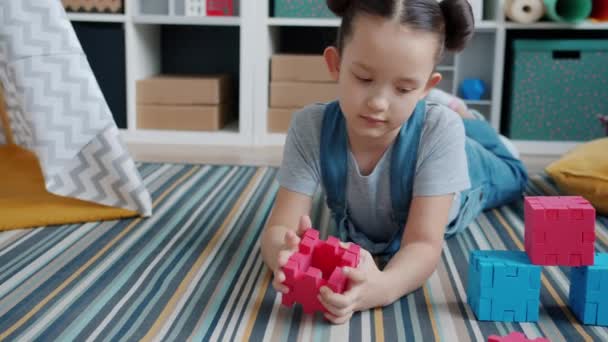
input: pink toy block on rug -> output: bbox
[488,331,550,342]
[281,228,361,314]
[524,196,595,266]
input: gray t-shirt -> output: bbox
[278,101,470,243]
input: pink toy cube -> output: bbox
[281,228,360,314]
[524,196,595,266]
[488,331,550,342]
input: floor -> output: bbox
[127,143,559,174]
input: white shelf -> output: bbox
[120,124,250,146]
[436,65,456,72]
[132,15,241,26]
[267,17,340,27]
[513,140,581,156]
[505,21,608,30]
[475,21,498,30]
[261,133,288,146]
[464,99,492,105]
[267,17,499,30]
[67,13,126,23]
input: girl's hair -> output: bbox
[326,0,474,61]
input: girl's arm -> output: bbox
[317,193,454,323]
[381,193,454,304]
[260,187,313,272]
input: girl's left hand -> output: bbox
[318,248,388,324]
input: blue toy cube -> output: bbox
[467,250,542,322]
[569,253,608,326]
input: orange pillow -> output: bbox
[545,138,608,215]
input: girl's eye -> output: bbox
[397,88,411,94]
[355,74,372,83]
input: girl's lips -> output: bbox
[360,115,386,124]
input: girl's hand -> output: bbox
[318,249,387,324]
[271,215,312,293]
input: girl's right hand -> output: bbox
[271,215,312,294]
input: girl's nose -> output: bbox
[366,93,389,113]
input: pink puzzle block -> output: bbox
[524,196,596,266]
[281,228,361,314]
[488,331,550,342]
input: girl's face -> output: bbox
[325,14,441,144]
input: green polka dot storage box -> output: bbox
[273,0,336,18]
[507,39,608,141]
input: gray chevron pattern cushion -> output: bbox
[0,0,152,216]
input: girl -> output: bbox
[261,0,528,324]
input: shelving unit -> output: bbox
[70,21,127,128]
[66,0,255,146]
[65,0,608,155]
[132,15,241,26]
[67,13,126,22]
[504,21,608,30]
[267,17,339,27]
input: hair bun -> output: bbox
[440,0,475,51]
[326,0,352,17]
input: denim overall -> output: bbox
[445,118,529,237]
[319,101,528,259]
[320,100,425,257]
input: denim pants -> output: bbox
[444,118,529,236]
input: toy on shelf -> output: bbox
[544,0,593,23]
[488,331,551,342]
[459,78,486,100]
[467,250,542,322]
[525,196,595,266]
[185,0,206,16]
[281,228,361,314]
[591,0,608,21]
[206,0,234,16]
[504,0,545,24]
[569,252,608,326]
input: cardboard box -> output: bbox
[137,104,231,131]
[136,75,230,105]
[270,82,338,108]
[271,55,333,82]
[267,108,298,133]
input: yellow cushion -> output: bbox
[0,144,138,231]
[545,138,608,215]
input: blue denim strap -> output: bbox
[320,101,349,232]
[384,100,426,255]
[389,101,426,225]
[445,118,529,236]
[462,119,528,208]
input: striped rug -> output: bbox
[0,163,606,341]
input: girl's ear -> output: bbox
[323,46,341,81]
[421,72,442,99]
